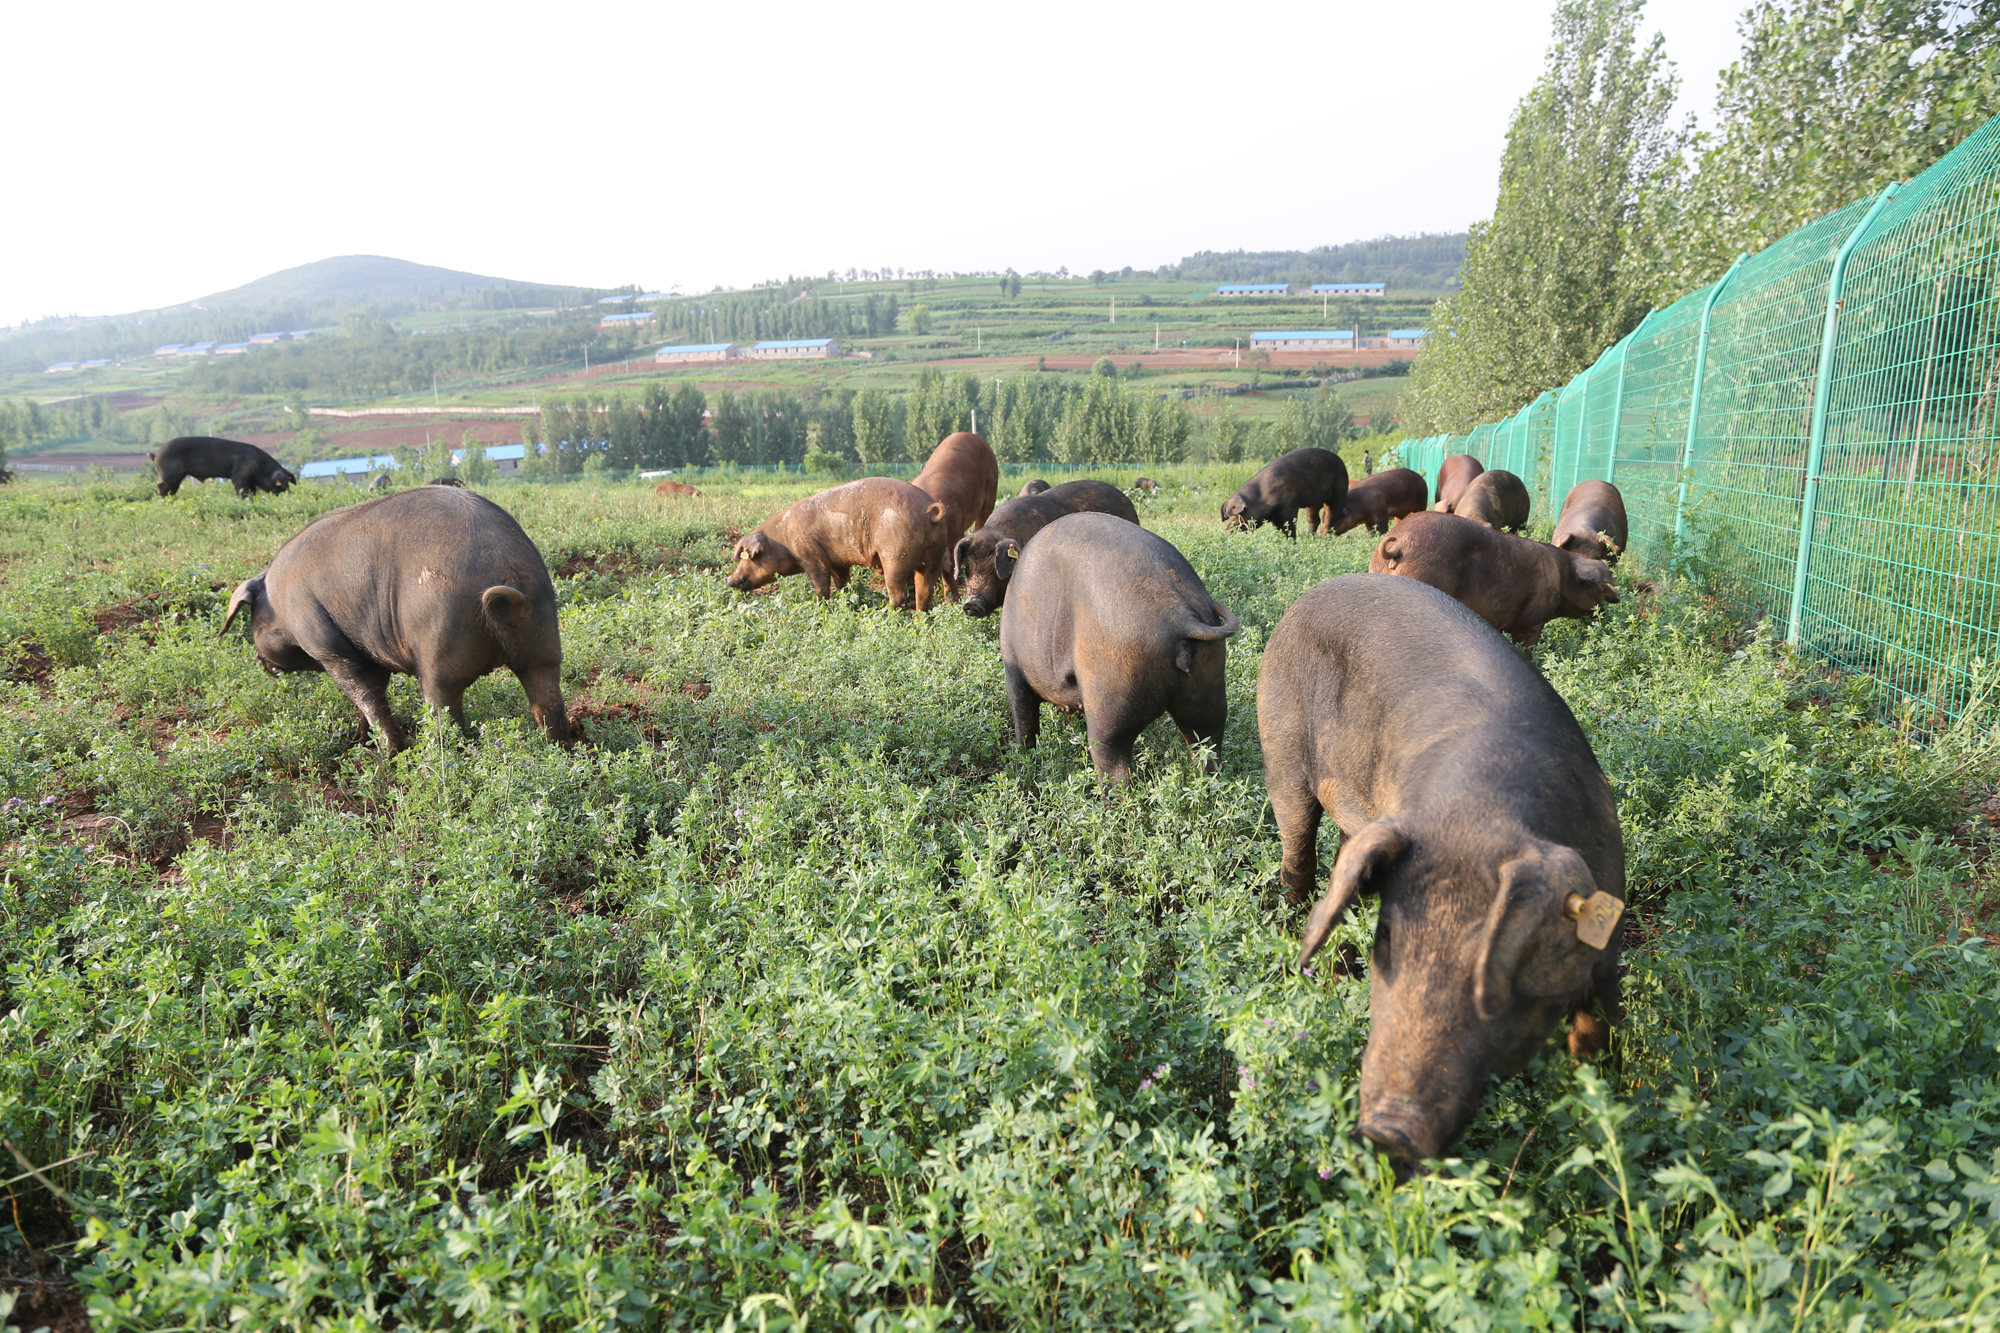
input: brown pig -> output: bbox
[1432,454,1484,511]
[1451,469,1531,532]
[1332,467,1428,536]
[726,477,946,611]
[1370,512,1616,646]
[1551,480,1629,564]
[1259,573,1625,1172]
[654,479,705,499]
[912,432,1000,595]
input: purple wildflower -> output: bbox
[1295,1031,1307,1041]
[1140,1078,1153,1091]
[1307,1080,1319,1092]
[1237,1065,1249,1077]
[39,795,56,807]
[1154,1063,1168,1078]
[1318,1168,1331,1180]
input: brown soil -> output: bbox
[553,551,653,582]
[0,1248,88,1333]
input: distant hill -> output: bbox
[1168,234,1467,291]
[193,255,580,309]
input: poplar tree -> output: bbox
[1658,0,2000,299]
[1403,0,1681,435]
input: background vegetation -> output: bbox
[1405,0,2000,434]
[0,467,1997,1329]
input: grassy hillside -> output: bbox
[0,468,1996,1329]
[193,254,584,309]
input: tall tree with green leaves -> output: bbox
[1657,0,2000,299]
[1403,0,1682,435]
[851,389,905,465]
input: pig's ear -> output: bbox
[993,540,1022,582]
[1573,556,1619,604]
[952,536,972,585]
[1298,820,1407,968]
[218,578,260,638]
[1474,845,1612,1020]
[741,532,767,559]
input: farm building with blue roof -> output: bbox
[299,455,399,481]
[1252,331,1354,349]
[745,338,841,359]
[1218,283,1288,295]
[656,343,738,363]
[1311,282,1386,295]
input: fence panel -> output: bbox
[1612,284,1715,555]
[1399,111,2000,722]
[1798,119,2000,720]
[1679,195,1879,632]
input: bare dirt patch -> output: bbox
[0,1248,88,1333]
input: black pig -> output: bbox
[151,436,295,498]
[220,486,572,754]
[1221,448,1347,539]
[1258,573,1625,1172]
[955,480,1138,617]
[1000,512,1240,781]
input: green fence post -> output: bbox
[1603,311,1655,486]
[1785,182,1902,646]
[1673,253,1748,554]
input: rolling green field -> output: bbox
[3,276,1427,465]
[3,468,1999,1330]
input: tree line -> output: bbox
[513,366,1365,474]
[658,291,901,345]
[1404,0,2000,434]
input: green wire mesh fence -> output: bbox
[1399,111,2000,725]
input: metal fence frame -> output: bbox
[1396,111,2000,724]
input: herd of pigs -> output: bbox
[153,429,1634,1172]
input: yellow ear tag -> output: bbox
[1006,543,1020,560]
[1564,892,1624,950]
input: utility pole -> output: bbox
[1110,295,1116,325]
[977,326,981,351]
[1155,323,1160,351]
[1234,337,1240,369]
[433,370,439,407]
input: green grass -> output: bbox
[2,469,1998,1330]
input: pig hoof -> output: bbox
[1568,1011,1611,1058]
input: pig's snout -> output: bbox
[1358,1111,1439,1177]
[961,593,996,618]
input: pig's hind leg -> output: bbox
[323,657,408,754]
[1004,662,1042,751]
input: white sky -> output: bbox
[0,0,1747,326]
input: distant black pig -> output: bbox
[220,486,572,754]
[1259,573,1625,1172]
[1000,512,1239,782]
[1221,448,1347,539]
[956,480,1138,617]
[151,436,295,498]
